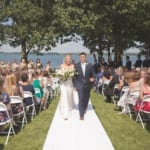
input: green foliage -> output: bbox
[80,0,150,58]
[80,0,138,54]
[0,0,55,58]
[0,0,150,59]
[0,0,83,60]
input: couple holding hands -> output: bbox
[58,52,95,120]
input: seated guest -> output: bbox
[19,73,35,106]
[112,67,125,100]
[103,67,124,102]
[94,65,104,93]
[129,71,141,91]
[42,70,50,109]
[118,70,141,114]
[31,71,43,104]
[126,70,141,106]
[12,59,19,72]
[0,78,16,127]
[27,59,35,82]
[45,61,53,75]
[4,73,21,96]
[3,73,23,114]
[139,68,147,84]
[35,58,43,69]
[19,58,27,70]
[102,69,112,102]
[134,72,150,112]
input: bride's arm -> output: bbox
[59,64,63,70]
[72,64,75,68]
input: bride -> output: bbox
[58,54,75,120]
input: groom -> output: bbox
[74,52,95,120]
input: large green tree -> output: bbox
[0,0,56,60]
[0,0,150,62]
[81,0,113,62]
[135,0,150,59]
[79,0,139,62]
[0,0,82,61]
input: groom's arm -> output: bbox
[89,63,95,82]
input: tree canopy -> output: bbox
[0,0,82,60]
[0,0,150,60]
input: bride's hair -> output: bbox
[63,54,72,64]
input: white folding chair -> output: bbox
[51,77,60,98]
[113,84,119,95]
[10,96,27,129]
[47,83,53,103]
[101,79,110,96]
[44,87,50,109]
[136,95,150,128]
[120,86,129,96]
[0,102,15,145]
[127,89,140,118]
[23,91,36,120]
[97,78,103,94]
[112,84,119,105]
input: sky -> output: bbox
[51,40,89,53]
[0,40,141,54]
[0,40,90,53]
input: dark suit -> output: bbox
[73,62,95,118]
[126,60,132,71]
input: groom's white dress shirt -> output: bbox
[81,62,86,76]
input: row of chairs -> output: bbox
[0,91,36,145]
[96,78,110,96]
[96,78,150,129]
[113,85,150,128]
[0,80,60,145]
[0,103,16,145]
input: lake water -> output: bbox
[0,52,93,69]
[0,52,144,69]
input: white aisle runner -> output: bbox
[43,91,114,150]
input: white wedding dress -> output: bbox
[59,78,75,119]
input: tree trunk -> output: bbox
[92,51,97,62]
[148,48,150,59]
[97,47,103,63]
[21,40,28,63]
[107,45,110,62]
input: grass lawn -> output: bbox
[0,96,59,150]
[91,91,150,150]
[1,91,150,150]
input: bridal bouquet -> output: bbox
[53,68,76,81]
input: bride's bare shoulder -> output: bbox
[59,64,64,68]
[71,64,75,68]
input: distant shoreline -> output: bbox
[0,51,91,55]
[0,51,140,56]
